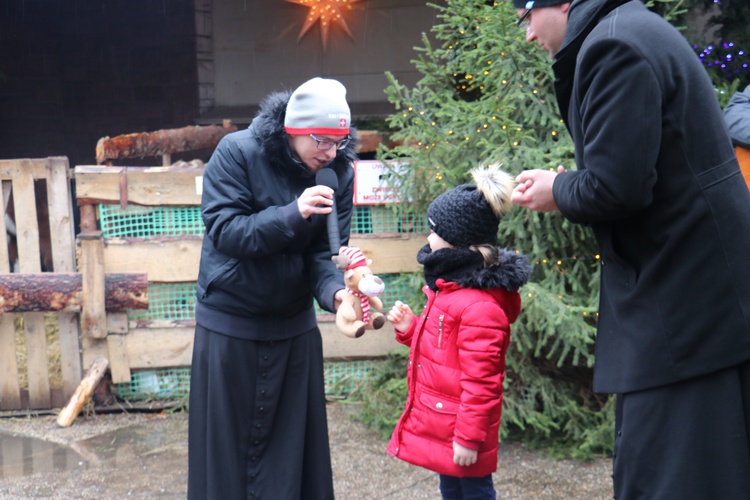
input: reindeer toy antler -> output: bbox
[332,246,386,338]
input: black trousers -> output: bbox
[439,474,496,500]
[614,360,750,499]
[187,324,334,500]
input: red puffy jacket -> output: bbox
[387,278,522,477]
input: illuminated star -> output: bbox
[285,0,361,51]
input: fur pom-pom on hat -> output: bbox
[427,163,515,247]
[284,77,351,136]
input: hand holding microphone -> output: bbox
[315,168,341,256]
[296,185,334,219]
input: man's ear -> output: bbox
[561,2,572,13]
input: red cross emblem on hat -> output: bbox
[340,118,347,128]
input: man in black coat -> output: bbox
[510,0,750,497]
[188,77,357,499]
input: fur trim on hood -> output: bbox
[418,244,533,292]
[248,90,358,179]
[456,247,533,291]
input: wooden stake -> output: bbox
[80,235,107,339]
[56,357,109,427]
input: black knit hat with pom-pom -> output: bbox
[427,164,516,248]
[428,185,499,247]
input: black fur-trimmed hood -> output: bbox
[418,245,533,292]
[248,90,358,179]
[455,247,532,291]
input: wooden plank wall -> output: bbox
[75,164,422,383]
[0,158,80,411]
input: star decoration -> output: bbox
[285,0,361,51]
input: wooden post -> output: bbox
[47,156,83,400]
[12,161,42,274]
[22,312,51,409]
[80,233,107,339]
[79,204,97,233]
[106,335,131,384]
[0,314,22,410]
[105,312,132,383]
[12,161,50,409]
[0,179,21,410]
[56,357,109,427]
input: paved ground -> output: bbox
[0,402,612,499]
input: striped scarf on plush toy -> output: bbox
[340,246,371,325]
[347,287,370,325]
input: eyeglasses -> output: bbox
[517,10,532,30]
[309,134,351,151]
[516,0,534,30]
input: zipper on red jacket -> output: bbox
[438,314,445,348]
[394,289,434,453]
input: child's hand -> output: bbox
[386,300,413,332]
[452,442,478,467]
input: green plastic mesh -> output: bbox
[132,275,417,321]
[324,359,387,394]
[99,204,426,238]
[99,204,203,238]
[115,360,387,400]
[116,368,191,400]
[351,205,428,234]
[104,203,420,400]
[129,282,197,322]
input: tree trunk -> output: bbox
[0,272,148,313]
[95,121,237,164]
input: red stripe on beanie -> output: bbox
[284,77,351,137]
[285,126,350,135]
[339,246,367,270]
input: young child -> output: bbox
[386,164,532,499]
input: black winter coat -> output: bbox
[551,0,750,393]
[195,91,356,340]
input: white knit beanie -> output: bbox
[284,77,351,135]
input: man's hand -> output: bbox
[334,289,345,311]
[453,442,478,467]
[511,167,565,213]
[297,185,334,219]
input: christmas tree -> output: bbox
[369,0,611,458]
[357,0,735,458]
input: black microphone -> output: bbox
[315,168,340,256]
